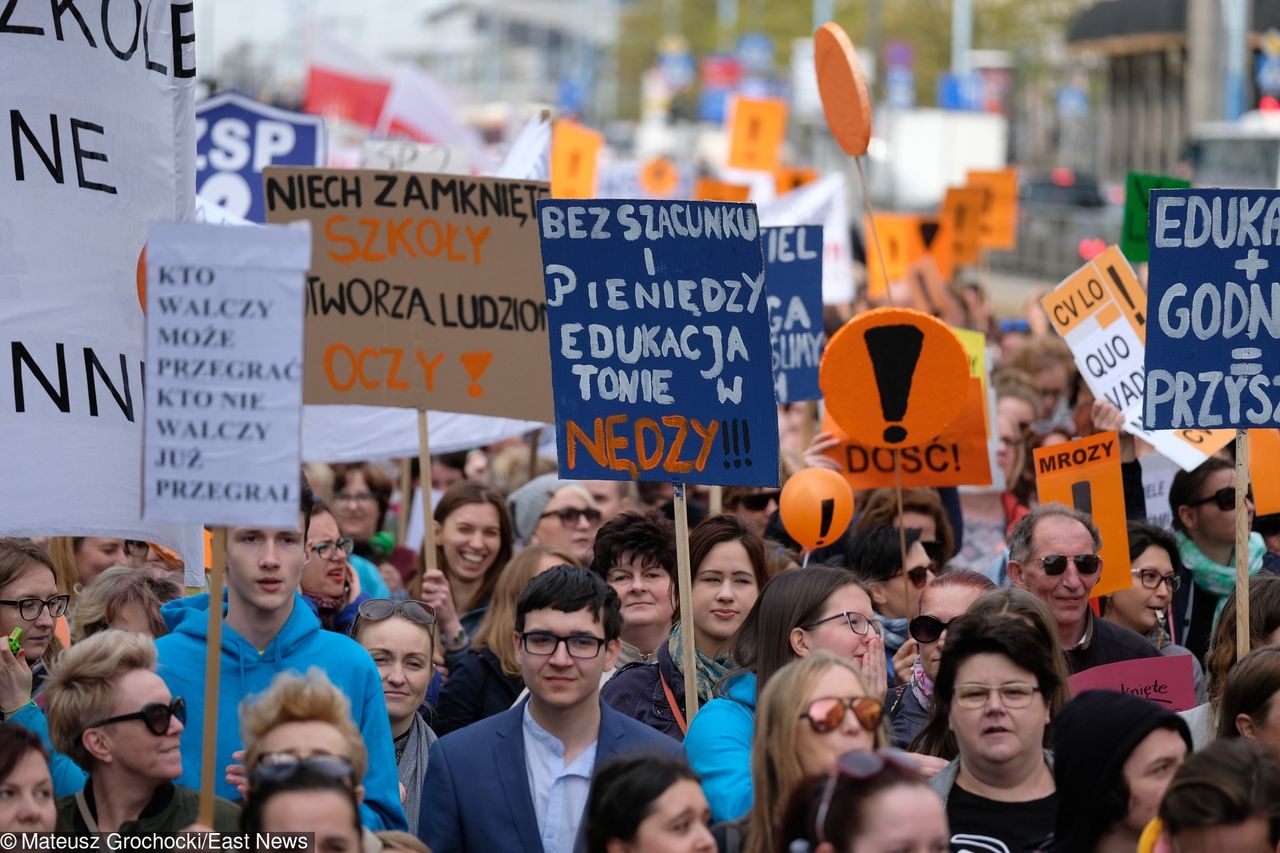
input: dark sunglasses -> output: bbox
[1188,486,1253,512]
[1039,553,1102,576]
[902,564,941,590]
[539,507,602,526]
[799,695,884,734]
[88,697,185,737]
[919,540,945,563]
[737,491,781,512]
[815,750,920,843]
[908,614,952,644]
[249,753,357,789]
[356,599,436,627]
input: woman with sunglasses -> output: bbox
[352,599,439,836]
[421,480,516,671]
[0,538,83,796]
[920,603,1067,852]
[302,501,371,634]
[721,487,780,538]
[685,567,887,823]
[845,525,937,684]
[1170,455,1280,660]
[241,767,364,852]
[43,630,239,832]
[738,652,885,853]
[781,749,948,853]
[888,570,995,749]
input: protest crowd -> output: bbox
[8,4,1280,853]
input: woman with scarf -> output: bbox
[1170,455,1280,660]
[601,515,768,740]
[300,501,369,634]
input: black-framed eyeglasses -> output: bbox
[953,682,1041,709]
[736,491,781,512]
[310,537,355,560]
[799,695,884,734]
[1038,553,1102,576]
[1187,485,1252,512]
[908,614,953,644]
[519,630,607,659]
[88,697,185,737]
[815,750,921,843]
[801,610,882,636]
[539,507,602,527]
[1132,568,1181,592]
[249,753,357,789]
[0,595,70,622]
[356,599,436,627]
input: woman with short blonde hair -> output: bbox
[241,669,368,785]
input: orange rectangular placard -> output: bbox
[695,178,751,202]
[1250,430,1280,516]
[1033,431,1130,599]
[821,377,992,489]
[967,168,1018,250]
[775,166,818,196]
[726,97,788,173]
[551,119,603,198]
[864,213,926,299]
[930,187,985,281]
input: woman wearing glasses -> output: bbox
[0,538,84,796]
[684,567,886,822]
[43,630,239,832]
[920,604,1067,852]
[302,501,371,634]
[351,599,439,836]
[507,474,602,567]
[1100,522,1207,704]
[739,652,885,853]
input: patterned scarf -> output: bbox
[880,616,910,655]
[667,622,733,705]
[910,657,935,709]
[1176,530,1266,623]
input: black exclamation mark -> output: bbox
[864,325,924,444]
[742,421,752,467]
[722,420,731,470]
[1071,481,1093,515]
[732,419,741,465]
[1105,264,1145,327]
[722,419,750,469]
[815,498,835,546]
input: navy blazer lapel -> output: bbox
[595,702,630,765]
[493,705,542,853]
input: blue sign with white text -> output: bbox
[196,93,325,223]
[537,200,780,486]
[764,226,824,403]
[1144,188,1280,429]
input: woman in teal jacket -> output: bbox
[685,566,886,822]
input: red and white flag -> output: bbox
[375,64,486,154]
[303,31,395,129]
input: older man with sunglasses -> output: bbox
[43,630,239,833]
[1007,504,1157,674]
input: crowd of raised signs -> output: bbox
[1,306,1280,853]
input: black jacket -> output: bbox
[434,647,524,736]
[600,641,687,741]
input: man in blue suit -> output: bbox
[420,565,684,853]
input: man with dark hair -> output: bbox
[846,524,934,675]
[1159,738,1280,852]
[590,511,676,665]
[1007,503,1156,673]
[155,474,405,829]
[421,566,683,853]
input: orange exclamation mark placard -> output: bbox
[726,96,788,172]
[460,352,493,397]
[551,120,603,198]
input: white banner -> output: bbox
[758,174,854,305]
[144,222,312,528]
[0,2,204,576]
[301,408,547,462]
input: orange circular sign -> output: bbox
[820,307,969,449]
[814,22,872,157]
[640,157,679,197]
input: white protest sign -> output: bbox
[301,408,547,462]
[144,223,312,528]
[1140,452,1179,530]
[758,173,854,305]
[1040,246,1233,471]
[0,1,204,577]
[363,140,472,175]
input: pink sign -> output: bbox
[1068,654,1198,712]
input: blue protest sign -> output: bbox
[765,226,825,403]
[196,93,325,223]
[538,200,780,486]
[1144,188,1280,429]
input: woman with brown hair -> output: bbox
[1216,645,1280,758]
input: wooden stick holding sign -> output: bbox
[198,529,226,826]
[673,484,699,723]
[1237,430,1252,658]
[418,409,442,650]
[397,458,412,547]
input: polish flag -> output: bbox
[375,64,486,154]
[303,31,395,129]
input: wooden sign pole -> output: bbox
[418,409,438,576]
[397,458,412,548]
[1236,429,1252,659]
[197,528,226,826]
[673,483,699,722]
[709,486,723,514]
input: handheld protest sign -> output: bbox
[198,528,227,827]
[640,157,680,197]
[967,168,1019,251]
[1121,172,1190,263]
[537,199,779,486]
[821,308,970,449]
[1143,188,1280,432]
[864,214,925,300]
[1250,429,1280,516]
[780,468,854,552]
[695,179,751,202]
[1068,655,1197,711]
[727,97,788,173]
[1032,431,1130,599]
[765,226,826,402]
[931,187,985,282]
[551,120,603,198]
[775,167,818,196]
[813,22,872,157]
[1042,245,1234,471]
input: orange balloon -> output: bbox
[640,157,679,197]
[780,468,854,551]
[814,22,872,157]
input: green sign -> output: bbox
[1122,171,1190,263]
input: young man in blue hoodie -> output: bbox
[154,481,405,830]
